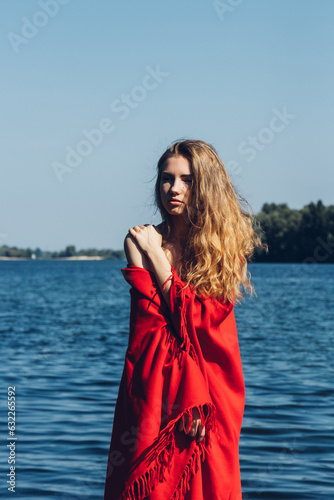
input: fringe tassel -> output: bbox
[173,275,199,366]
[120,418,176,499]
[171,404,218,500]
[171,443,206,500]
[120,403,216,500]
[160,266,200,366]
[162,273,174,292]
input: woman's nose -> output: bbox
[170,179,182,193]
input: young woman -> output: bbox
[104,139,266,500]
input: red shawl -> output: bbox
[104,264,245,500]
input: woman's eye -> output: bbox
[161,177,192,184]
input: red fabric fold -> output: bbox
[104,264,245,500]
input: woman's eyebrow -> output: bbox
[162,173,193,177]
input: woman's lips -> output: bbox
[168,199,182,205]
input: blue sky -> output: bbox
[0,0,333,251]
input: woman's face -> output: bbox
[159,155,193,216]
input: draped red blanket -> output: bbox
[103,264,245,500]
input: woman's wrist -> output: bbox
[146,245,165,261]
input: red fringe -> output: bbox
[119,403,216,500]
[171,442,206,500]
[171,273,199,366]
[162,273,173,292]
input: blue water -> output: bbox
[0,261,333,499]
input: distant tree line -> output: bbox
[253,200,334,263]
[0,244,125,260]
[52,245,125,259]
[1,200,333,263]
[0,245,34,258]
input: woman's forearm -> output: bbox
[146,246,173,309]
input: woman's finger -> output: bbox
[196,423,206,444]
[189,419,199,437]
[177,415,205,443]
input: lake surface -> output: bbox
[0,261,333,499]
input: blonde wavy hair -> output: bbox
[154,139,268,304]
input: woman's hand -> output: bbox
[128,225,162,256]
[128,224,172,308]
[177,407,206,444]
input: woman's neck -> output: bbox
[169,215,190,242]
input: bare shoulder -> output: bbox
[123,228,152,270]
